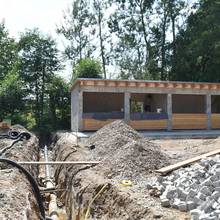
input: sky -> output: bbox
[0,0,73,79]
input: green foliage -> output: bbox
[0,21,18,80]
[47,75,71,130]
[73,58,102,79]
[57,0,94,61]
[171,0,220,82]
[18,29,62,130]
[0,67,25,124]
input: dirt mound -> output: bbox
[88,120,142,158]
[87,120,170,179]
[53,120,171,220]
[101,139,170,180]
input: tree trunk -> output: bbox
[139,2,151,73]
[161,8,168,80]
[97,4,107,79]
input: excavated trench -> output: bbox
[0,121,189,220]
[51,121,186,220]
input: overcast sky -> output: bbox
[0,0,73,79]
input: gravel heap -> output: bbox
[149,155,220,220]
[87,120,170,180]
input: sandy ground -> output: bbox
[151,136,220,163]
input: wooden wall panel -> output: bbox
[83,119,117,131]
[129,120,167,130]
[172,114,207,130]
[211,114,220,129]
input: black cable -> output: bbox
[0,158,46,220]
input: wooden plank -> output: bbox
[173,114,207,130]
[156,148,220,175]
[83,118,117,131]
[18,161,100,165]
[211,114,220,129]
[129,120,167,130]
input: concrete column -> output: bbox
[71,86,83,132]
[167,94,172,131]
[124,92,131,123]
[206,94,212,130]
[78,90,83,131]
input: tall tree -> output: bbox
[0,64,25,123]
[91,0,110,79]
[57,0,94,62]
[109,0,157,80]
[18,29,62,129]
[47,75,70,130]
[0,21,18,80]
[171,0,220,82]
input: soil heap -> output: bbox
[54,120,171,220]
[87,120,170,180]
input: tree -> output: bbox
[57,0,94,62]
[108,0,159,80]
[171,0,220,82]
[18,29,62,129]
[0,21,18,80]
[0,64,25,123]
[47,76,71,130]
[72,58,102,80]
[91,0,110,79]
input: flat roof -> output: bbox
[70,78,220,92]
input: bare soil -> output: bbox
[53,121,193,220]
[0,125,40,220]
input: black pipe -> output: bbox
[0,158,46,220]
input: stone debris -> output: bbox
[87,120,170,180]
[149,155,220,220]
[54,120,174,220]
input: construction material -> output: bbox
[172,113,207,130]
[54,120,171,220]
[87,120,170,180]
[150,155,220,219]
[43,145,59,220]
[129,119,167,130]
[156,148,220,175]
[211,114,220,129]
[18,161,100,165]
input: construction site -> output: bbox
[2,112,220,220]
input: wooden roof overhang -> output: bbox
[70,78,220,93]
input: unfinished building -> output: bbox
[70,78,220,131]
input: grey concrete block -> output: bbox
[213,181,220,188]
[193,196,203,205]
[177,201,187,211]
[187,201,196,211]
[190,209,202,218]
[198,192,207,201]
[161,198,170,207]
[211,191,220,201]
[200,186,212,196]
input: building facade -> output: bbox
[70,78,220,131]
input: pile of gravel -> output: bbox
[87,120,170,180]
[150,155,220,220]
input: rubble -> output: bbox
[54,120,172,220]
[150,154,220,219]
[87,120,170,180]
